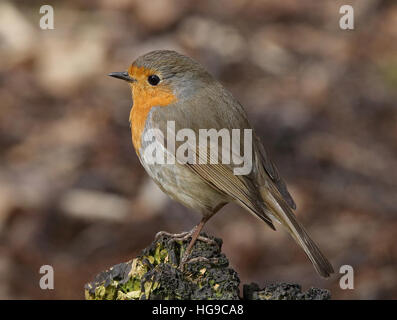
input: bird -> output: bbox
[109,50,334,277]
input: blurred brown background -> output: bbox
[0,0,396,299]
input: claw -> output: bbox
[179,256,220,271]
[184,257,220,265]
[155,217,215,272]
[156,231,217,247]
[155,230,190,241]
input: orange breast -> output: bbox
[129,78,176,153]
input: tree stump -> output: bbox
[85,233,331,300]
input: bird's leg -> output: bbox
[178,216,221,269]
[155,219,217,246]
[183,217,208,257]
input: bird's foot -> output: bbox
[155,230,190,241]
[155,227,219,272]
[155,230,217,247]
[177,232,219,271]
[179,256,220,271]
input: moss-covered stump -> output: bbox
[85,233,240,300]
[85,232,331,300]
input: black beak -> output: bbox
[108,71,136,83]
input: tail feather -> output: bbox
[260,187,334,278]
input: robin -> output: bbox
[109,50,334,277]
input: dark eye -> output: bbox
[148,75,160,86]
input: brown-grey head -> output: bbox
[109,50,215,100]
